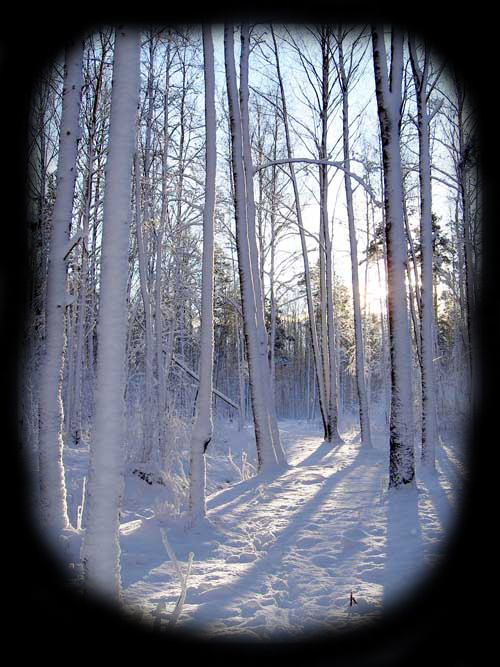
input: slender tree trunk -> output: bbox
[189,25,217,522]
[338,35,372,447]
[224,24,278,472]
[82,26,140,598]
[135,39,156,462]
[372,26,415,487]
[409,37,437,468]
[38,39,83,534]
[319,29,342,444]
[134,149,155,462]
[237,323,246,430]
[70,53,105,446]
[239,26,286,466]
[156,37,172,457]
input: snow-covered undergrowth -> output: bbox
[62,418,465,639]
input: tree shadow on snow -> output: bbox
[298,439,345,467]
[207,468,284,513]
[383,483,424,611]
[191,448,368,628]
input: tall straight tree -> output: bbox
[318,26,342,444]
[156,33,173,454]
[189,25,217,522]
[224,24,279,472]
[82,26,140,598]
[38,39,83,533]
[239,25,286,465]
[372,26,415,487]
[284,26,343,443]
[335,27,372,448]
[135,32,156,463]
[69,35,108,447]
[408,35,438,469]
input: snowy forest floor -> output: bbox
[63,419,466,640]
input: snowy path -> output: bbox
[118,421,464,638]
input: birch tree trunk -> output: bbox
[156,36,172,458]
[82,26,140,598]
[372,26,415,487]
[134,148,154,463]
[409,36,438,469]
[189,25,217,522]
[269,139,278,390]
[224,24,278,472]
[319,28,342,444]
[38,39,83,534]
[337,31,372,447]
[70,48,106,446]
[135,38,156,462]
[239,25,286,465]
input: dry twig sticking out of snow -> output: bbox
[160,527,194,627]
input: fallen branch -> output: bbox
[160,528,194,628]
[76,476,86,531]
[172,354,240,411]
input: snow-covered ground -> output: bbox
[62,419,465,639]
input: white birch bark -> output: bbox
[70,51,105,446]
[134,149,155,463]
[269,139,277,390]
[239,26,286,466]
[135,39,156,462]
[372,26,415,487]
[189,25,217,522]
[409,37,437,468]
[337,31,372,448]
[237,324,246,430]
[319,29,342,444]
[156,36,172,457]
[82,26,140,598]
[224,24,278,472]
[38,39,83,534]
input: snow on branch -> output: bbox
[160,528,194,628]
[63,229,83,261]
[172,354,240,411]
[253,158,382,207]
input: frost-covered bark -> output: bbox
[69,47,106,446]
[402,190,423,369]
[409,37,437,468]
[372,26,415,487]
[82,26,140,598]
[135,38,156,463]
[269,131,278,390]
[156,36,172,454]
[337,30,372,448]
[189,25,217,522]
[38,39,83,534]
[319,29,342,444]
[134,148,154,463]
[239,25,286,466]
[224,24,278,472]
